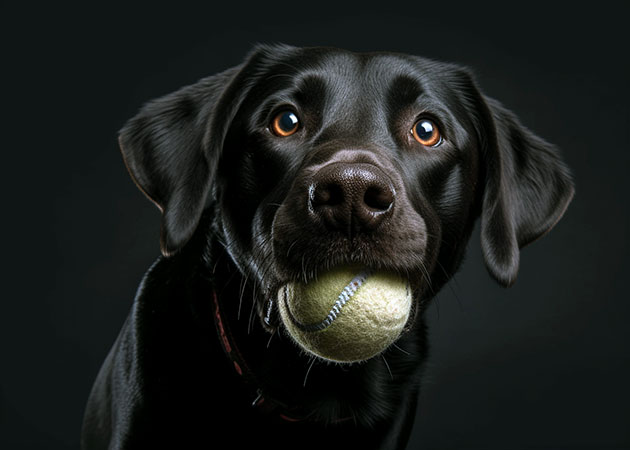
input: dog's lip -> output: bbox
[271,263,425,297]
[276,263,373,285]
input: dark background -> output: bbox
[2,2,629,449]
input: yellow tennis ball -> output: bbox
[278,266,412,363]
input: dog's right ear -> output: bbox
[118,60,257,256]
[119,67,240,256]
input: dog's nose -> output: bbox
[310,163,395,235]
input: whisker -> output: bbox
[303,357,317,387]
[237,273,249,321]
[381,355,394,381]
[248,280,259,335]
[392,343,410,356]
[267,329,277,348]
[432,259,464,312]
[286,239,299,258]
[418,260,434,295]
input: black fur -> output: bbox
[82,44,574,449]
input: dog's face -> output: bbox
[119,45,573,355]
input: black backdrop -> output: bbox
[2,2,629,449]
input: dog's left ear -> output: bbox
[467,78,574,287]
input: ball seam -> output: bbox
[285,269,373,332]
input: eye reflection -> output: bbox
[271,111,300,137]
[412,119,442,147]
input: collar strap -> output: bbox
[212,290,251,380]
[212,290,317,422]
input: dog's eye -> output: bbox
[411,119,442,147]
[271,111,300,137]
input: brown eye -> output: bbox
[271,111,300,137]
[412,119,442,147]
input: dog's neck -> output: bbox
[191,227,426,426]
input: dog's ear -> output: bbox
[469,86,574,287]
[118,64,249,256]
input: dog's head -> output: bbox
[119,44,573,355]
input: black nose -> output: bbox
[310,163,395,236]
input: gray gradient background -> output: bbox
[2,2,629,449]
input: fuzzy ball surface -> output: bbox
[278,266,412,363]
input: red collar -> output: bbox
[212,290,319,422]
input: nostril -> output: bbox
[312,183,344,207]
[364,185,394,212]
[309,162,396,234]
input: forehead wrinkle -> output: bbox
[315,53,362,121]
[315,53,403,140]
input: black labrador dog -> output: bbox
[82,44,574,449]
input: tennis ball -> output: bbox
[278,266,412,363]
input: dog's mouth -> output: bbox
[263,262,423,363]
[261,200,432,361]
